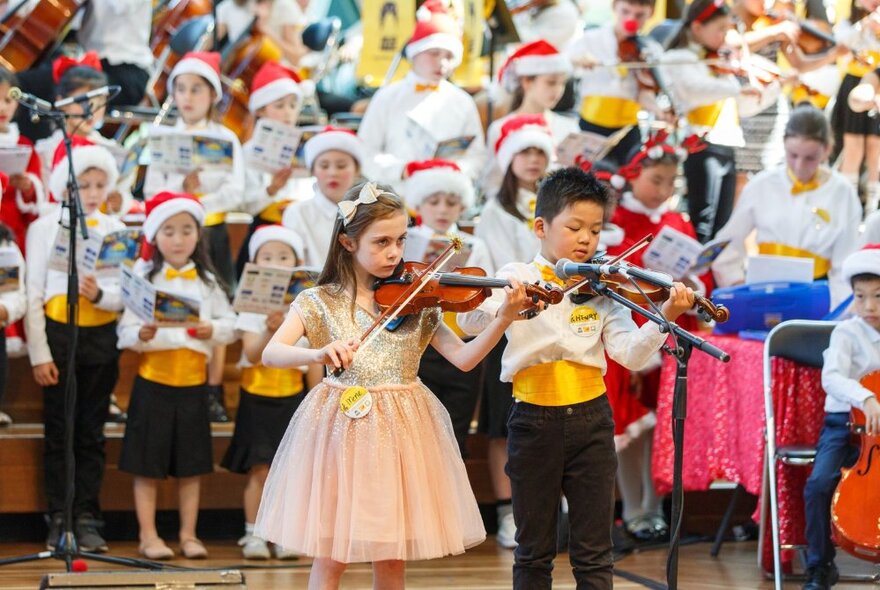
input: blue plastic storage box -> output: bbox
[712,281,830,335]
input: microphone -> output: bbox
[53,85,120,108]
[8,86,53,112]
[555,258,621,280]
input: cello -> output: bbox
[149,0,212,104]
[830,371,880,562]
[0,0,85,72]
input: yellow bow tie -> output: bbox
[788,170,820,195]
[415,83,439,92]
[86,218,98,228]
[165,267,198,280]
[535,262,567,287]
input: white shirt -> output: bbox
[357,72,487,188]
[474,189,540,271]
[76,0,153,70]
[481,110,577,197]
[117,259,236,358]
[0,123,45,215]
[0,240,27,326]
[513,1,581,50]
[566,24,663,107]
[660,46,744,147]
[216,0,256,42]
[281,187,338,267]
[458,254,668,381]
[407,223,495,276]
[25,208,125,366]
[822,317,880,413]
[144,119,245,215]
[712,166,861,308]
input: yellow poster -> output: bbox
[451,0,485,88]
[356,0,416,86]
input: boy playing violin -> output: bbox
[803,246,880,590]
[459,167,694,589]
[565,0,670,165]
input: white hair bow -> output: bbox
[338,182,391,225]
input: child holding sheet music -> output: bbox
[0,172,28,427]
[603,133,710,544]
[25,139,125,554]
[238,61,308,276]
[356,0,486,188]
[281,127,365,267]
[482,40,575,197]
[223,225,310,560]
[116,192,236,560]
[0,68,46,251]
[404,159,492,456]
[712,103,862,308]
[144,51,245,422]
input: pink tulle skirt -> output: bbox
[254,379,486,563]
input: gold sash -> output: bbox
[44,296,118,327]
[579,96,640,128]
[138,348,207,387]
[240,365,304,397]
[512,360,606,406]
[757,242,831,279]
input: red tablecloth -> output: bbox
[651,334,826,573]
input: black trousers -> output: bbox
[417,343,481,457]
[683,143,737,243]
[100,60,149,107]
[43,319,119,517]
[507,396,618,590]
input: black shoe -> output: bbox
[45,513,63,551]
[803,563,839,590]
[208,387,229,423]
[106,395,127,424]
[75,513,108,553]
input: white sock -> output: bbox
[867,182,880,217]
[245,522,255,536]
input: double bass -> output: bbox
[830,371,880,562]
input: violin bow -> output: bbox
[560,234,654,295]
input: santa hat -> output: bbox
[495,114,554,172]
[303,126,365,169]
[52,51,103,84]
[249,61,312,113]
[143,192,205,242]
[48,137,119,202]
[842,244,880,283]
[498,40,572,93]
[248,224,305,262]
[404,159,474,209]
[405,0,463,67]
[167,51,223,102]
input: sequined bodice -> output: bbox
[295,286,442,387]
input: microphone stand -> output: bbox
[583,276,730,590]
[0,95,179,573]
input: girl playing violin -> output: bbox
[255,182,533,590]
[661,0,763,243]
[712,103,862,308]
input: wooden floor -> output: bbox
[0,539,876,589]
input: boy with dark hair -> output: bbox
[565,0,669,165]
[460,166,695,589]
[803,245,880,590]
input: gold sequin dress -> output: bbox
[254,286,486,563]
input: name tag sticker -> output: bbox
[340,386,373,419]
[569,305,601,337]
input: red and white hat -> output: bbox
[248,224,305,262]
[52,51,103,84]
[249,61,311,113]
[48,137,119,202]
[843,244,880,283]
[495,114,554,172]
[303,126,365,169]
[404,159,474,208]
[168,51,223,102]
[497,40,572,93]
[405,0,463,67]
[143,191,205,242]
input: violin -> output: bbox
[830,371,880,562]
[617,19,663,93]
[374,261,564,315]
